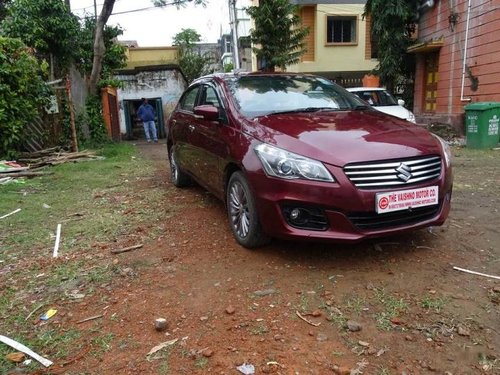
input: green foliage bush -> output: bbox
[83,95,109,146]
[0,37,50,158]
[1,0,80,70]
[173,28,214,83]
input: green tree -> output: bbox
[364,0,419,91]
[88,0,206,93]
[1,0,80,72]
[0,37,50,157]
[173,28,213,84]
[0,0,11,21]
[153,0,206,8]
[247,0,309,72]
[88,0,116,94]
[77,17,127,81]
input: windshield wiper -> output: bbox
[266,107,338,115]
[353,105,369,110]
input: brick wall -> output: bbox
[413,0,500,132]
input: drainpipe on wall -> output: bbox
[229,0,241,70]
[460,0,472,102]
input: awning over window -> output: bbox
[407,38,444,54]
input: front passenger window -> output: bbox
[202,87,221,108]
[180,87,199,112]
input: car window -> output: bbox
[355,90,397,106]
[226,75,363,118]
[179,86,200,112]
[200,86,221,108]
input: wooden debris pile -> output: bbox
[0,147,101,183]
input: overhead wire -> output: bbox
[72,0,182,18]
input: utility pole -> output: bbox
[94,0,98,21]
[229,0,240,69]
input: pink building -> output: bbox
[409,0,500,132]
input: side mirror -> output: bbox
[194,105,220,121]
[397,99,405,106]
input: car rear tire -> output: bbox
[169,148,190,187]
[227,172,270,248]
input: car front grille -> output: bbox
[344,155,442,189]
[348,203,441,230]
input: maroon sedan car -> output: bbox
[167,73,452,248]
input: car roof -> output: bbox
[192,71,327,85]
[346,87,387,92]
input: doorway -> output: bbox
[423,52,439,113]
[123,98,166,140]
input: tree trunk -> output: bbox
[88,0,115,95]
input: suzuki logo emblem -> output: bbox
[396,163,412,182]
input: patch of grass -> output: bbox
[478,352,499,372]
[295,294,311,313]
[420,295,449,313]
[91,332,114,355]
[376,367,392,375]
[326,307,348,329]
[36,328,82,358]
[195,356,209,368]
[158,358,170,374]
[345,295,366,316]
[0,143,170,372]
[0,143,158,256]
[251,323,269,335]
[0,327,83,371]
[487,289,500,305]
[373,287,408,331]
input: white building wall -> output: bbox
[116,69,186,135]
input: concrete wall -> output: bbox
[115,68,187,136]
[413,0,500,129]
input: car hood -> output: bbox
[373,105,413,121]
[244,110,440,167]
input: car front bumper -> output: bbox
[245,164,453,243]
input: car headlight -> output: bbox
[254,143,335,182]
[431,134,452,167]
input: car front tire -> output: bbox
[169,148,190,187]
[227,171,270,248]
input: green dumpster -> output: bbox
[464,102,500,149]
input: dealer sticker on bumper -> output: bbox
[376,186,439,214]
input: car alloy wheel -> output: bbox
[227,172,270,248]
[229,180,250,238]
[169,148,190,187]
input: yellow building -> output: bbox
[123,45,179,69]
[251,1,378,87]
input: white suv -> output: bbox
[347,87,416,123]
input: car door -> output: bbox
[170,85,201,175]
[188,83,231,198]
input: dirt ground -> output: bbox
[54,142,499,374]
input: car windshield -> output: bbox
[352,90,398,107]
[226,75,365,118]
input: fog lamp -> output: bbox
[290,208,301,220]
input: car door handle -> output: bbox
[188,124,195,132]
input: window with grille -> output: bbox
[326,16,357,44]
